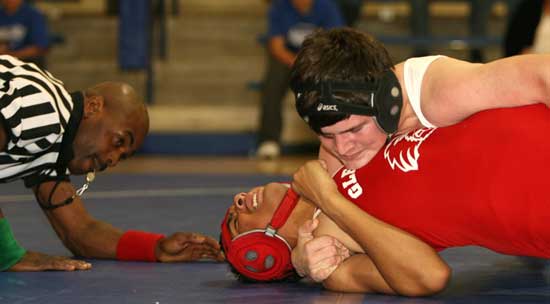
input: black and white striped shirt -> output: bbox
[0,55,83,188]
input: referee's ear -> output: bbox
[83,95,105,118]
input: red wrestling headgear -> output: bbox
[220,188,300,281]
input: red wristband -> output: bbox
[116,230,165,262]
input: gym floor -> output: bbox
[1,156,549,304]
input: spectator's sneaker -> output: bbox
[256,141,280,159]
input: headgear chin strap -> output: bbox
[220,188,300,281]
[292,70,403,134]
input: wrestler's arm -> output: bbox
[420,55,550,127]
[313,211,449,295]
[34,181,222,262]
[323,254,394,293]
[294,161,451,296]
[290,147,348,280]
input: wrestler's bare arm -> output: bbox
[314,213,362,253]
[314,209,449,296]
[313,213,394,293]
[418,55,550,127]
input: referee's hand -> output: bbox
[8,251,92,271]
[155,232,224,262]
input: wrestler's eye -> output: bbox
[227,213,235,235]
[350,122,367,134]
[226,213,232,228]
[114,137,124,148]
[319,132,334,139]
[230,213,239,235]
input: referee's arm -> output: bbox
[0,115,122,258]
[33,180,124,259]
[32,180,223,263]
[0,123,91,271]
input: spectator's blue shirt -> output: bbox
[268,0,344,53]
[0,3,49,51]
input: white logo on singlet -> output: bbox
[340,169,363,199]
[383,128,437,172]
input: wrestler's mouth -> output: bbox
[340,150,362,162]
[252,193,258,209]
[246,187,263,211]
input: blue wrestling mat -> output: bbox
[1,173,549,303]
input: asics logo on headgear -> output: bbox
[316,103,338,112]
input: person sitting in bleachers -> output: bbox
[0,0,50,68]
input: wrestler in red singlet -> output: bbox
[333,104,550,257]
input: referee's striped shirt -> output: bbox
[0,55,83,188]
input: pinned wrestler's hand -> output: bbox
[156,232,225,262]
[292,160,340,211]
[291,218,350,282]
[8,251,92,271]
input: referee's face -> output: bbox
[69,101,149,175]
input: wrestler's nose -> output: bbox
[233,193,246,210]
[334,134,353,155]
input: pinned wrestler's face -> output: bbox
[226,183,286,236]
[319,115,387,169]
[68,91,149,175]
[225,183,305,246]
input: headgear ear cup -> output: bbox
[374,70,402,133]
[226,230,294,281]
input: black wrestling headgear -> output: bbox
[291,70,402,134]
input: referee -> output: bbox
[0,55,222,272]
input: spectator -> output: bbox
[0,0,50,68]
[256,0,344,159]
[410,0,495,62]
[504,0,549,56]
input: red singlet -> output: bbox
[333,104,550,257]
